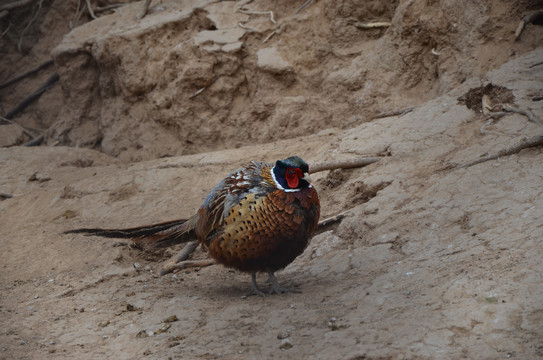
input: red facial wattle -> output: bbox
[285,167,303,188]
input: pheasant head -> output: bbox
[271,156,312,191]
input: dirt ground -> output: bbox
[1,1,543,359]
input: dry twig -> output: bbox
[84,0,96,19]
[294,0,312,16]
[310,158,381,173]
[354,21,391,29]
[238,9,276,24]
[70,0,83,29]
[317,211,349,228]
[262,30,276,43]
[0,116,40,140]
[373,107,415,119]
[160,259,215,276]
[4,72,59,119]
[175,240,199,263]
[189,87,206,99]
[479,97,542,135]
[24,134,44,146]
[238,22,257,32]
[0,22,12,39]
[0,0,34,12]
[501,106,542,126]
[0,59,53,90]
[514,11,543,41]
[95,3,124,14]
[18,0,43,53]
[456,135,543,169]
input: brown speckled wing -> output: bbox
[195,161,272,240]
[206,187,320,273]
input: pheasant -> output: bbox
[65,156,320,295]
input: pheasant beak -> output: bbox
[302,173,312,183]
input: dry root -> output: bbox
[514,11,543,41]
[310,158,381,173]
[456,135,543,169]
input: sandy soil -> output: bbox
[1,1,542,359]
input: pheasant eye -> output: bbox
[285,167,302,188]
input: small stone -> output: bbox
[98,320,110,328]
[126,304,140,311]
[279,338,293,350]
[277,331,289,340]
[136,330,149,339]
[156,324,171,334]
[163,315,178,323]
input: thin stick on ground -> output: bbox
[0,23,11,39]
[160,259,215,276]
[480,117,497,135]
[23,134,44,147]
[94,3,124,14]
[294,0,312,16]
[354,21,391,29]
[238,22,258,32]
[238,9,276,24]
[175,240,199,263]
[310,157,382,173]
[0,0,34,12]
[514,11,543,41]
[317,211,349,229]
[372,107,415,119]
[457,135,543,169]
[4,72,59,119]
[0,116,41,140]
[189,87,206,99]
[501,106,542,126]
[70,0,83,29]
[18,0,43,53]
[84,0,97,19]
[480,101,542,135]
[262,30,276,43]
[0,59,54,90]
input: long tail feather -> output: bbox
[64,217,197,248]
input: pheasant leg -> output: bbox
[267,270,301,294]
[249,272,266,296]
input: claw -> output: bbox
[267,271,301,294]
